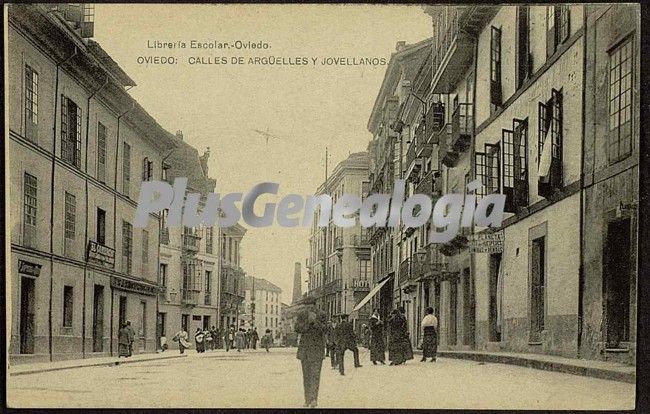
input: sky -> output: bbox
[93,4,432,299]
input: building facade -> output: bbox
[8,3,177,362]
[365,4,638,365]
[306,152,372,330]
[158,134,221,349]
[219,224,247,330]
[243,276,282,342]
[366,39,433,331]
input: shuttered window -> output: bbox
[97,122,107,183]
[608,38,633,162]
[24,65,39,142]
[61,95,82,168]
[23,173,38,247]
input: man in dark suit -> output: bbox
[326,318,339,369]
[295,296,327,408]
[336,314,362,375]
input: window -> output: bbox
[122,220,133,274]
[61,95,82,168]
[206,227,213,254]
[142,229,149,274]
[228,238,233,263]
[490,26,502,109]
[538,89,563,197]
[83,4,94,22]
[486,143,501,195]
[547,5,570,58]
[502,119,529,212]
[97,122,107,183]
[160,263,168,287]
[24,65,38,141]
[64,192,76,240]
[609,38,633,162]
[139,301,146,337]
[63,286,74,327]
[161,209,169,245]
[516,6,531,88]
[205,270,212,305]
[23,173,37,247]
[122,142,131,196]
[142,157,153,181]
[97,208,106,245]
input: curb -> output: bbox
[415,350,635,384]
[9,354,188,377]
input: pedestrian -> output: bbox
[369,310,386,365]
[336,314,362,375]
[118,323,130,358]
[261,328,273,352]
[325,319,339,369]
[295,296,327,408]
[420,307,438,362]
[251,327,259,350]
[125,321,136,357]
[173,329,190,354]
[204,328,213,351]
[388,307,413,366]
[224,325,235,351]
[235,328,246,352]
[195,328,206,353]
[213,326,221,349]
[362,324,371,348]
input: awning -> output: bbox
[353,275,392,312]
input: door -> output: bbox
[489,254,502,342]
[604,218,631,348]
[449,279,458,346]
[140,301,147,351]
[118,296,127,328]
[20,277,35,354]
[462,267,476,347]
[92,285,104,352]
[530,237,545,342]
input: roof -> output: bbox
[367,38,432,134]
[244,276,282,293]
[166,138,216,194]
[316,151,370,195]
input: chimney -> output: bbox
[199,147,210,176]
[176,130,183,141]
[292,262,302,305]
[396,41,406,52]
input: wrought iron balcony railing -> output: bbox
[451,103,473,152]
[183,234,201,252]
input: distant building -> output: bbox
[243,276,282,342]
[306,152,372,331]
[219,224,247,330]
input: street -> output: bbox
[8,348,635,409]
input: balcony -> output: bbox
[351,234,370,247]
[451,103,473,152]
[405,140,422,184]
[183,234,201,253]
[204,291,212,305]
[432,6,498,94]
[334,236,344,251]
[415,169,442,199]
[425,103,446,144]
[351,278,371,292]
[399,258,414,286]
[416,243,447,281]
[438,123,459,168]
[414,122,432,158]
[439,234,469,257]
[322,278,342,295]
[181,289,200,306]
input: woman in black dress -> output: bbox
[388,307,414,365]
[420,307,438,362]
[369,310,386,365]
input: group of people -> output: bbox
[170,325,275,354]
[295,296,439,408]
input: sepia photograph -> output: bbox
[4,2,641,410]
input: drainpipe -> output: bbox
[49,46,78,362]
[469,25,480,350]
[156,149,174,350]
[82,75,109,358]
[110,99,136,355]
[577,6,588,357]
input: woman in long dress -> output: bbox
[369,310,386,365]
[173,329,190,354]
[118,323,130,357]
[235,328,246,352]
[388,307,413,365]
[195,328,205,353]
[420,307,438,362]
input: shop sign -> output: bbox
[18,260,42,277]
[87,241,115,268]
[111,277,159,296]
[469,231,504,253]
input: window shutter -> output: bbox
[75,105,82,168]
[546,6,556,58]
[490,26,503,107]
[61,95,68,161]
[513,119,529,208]
[501,129,517,213]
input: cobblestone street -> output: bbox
[8,348,635,409]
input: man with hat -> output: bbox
[295,296,327,408]
[336,313,362,375]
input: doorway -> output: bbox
[530,236,545,342]
[92,285,104,352]
[20,277,36,354]
[604,218,631,348]
[118,296,127,328]
[462,267,475,347]
[449,279,458,346]
[489,253,502,342]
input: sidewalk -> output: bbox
[414,349,635,383]
[8,352,187,376]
